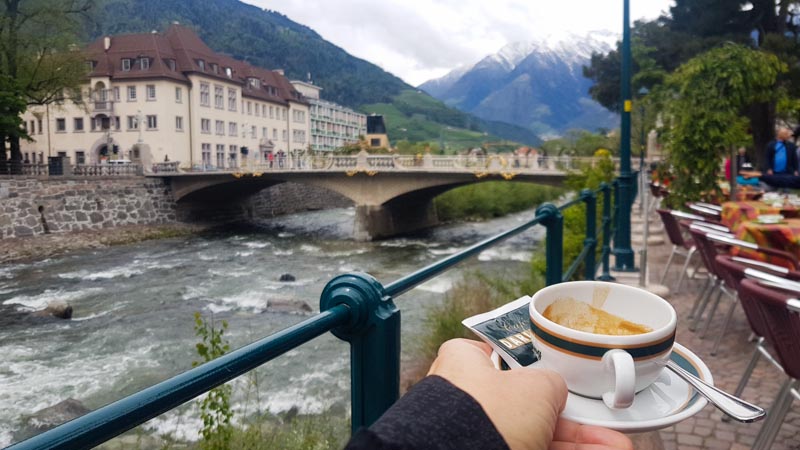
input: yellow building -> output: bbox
[20,24,310,169]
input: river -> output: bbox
[0,206,546,446]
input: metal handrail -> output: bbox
[8,182,617,450]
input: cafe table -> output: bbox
[721,200,799,229]
[733,217,800,269]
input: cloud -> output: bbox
[252,0,673,85]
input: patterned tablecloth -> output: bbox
[721,201,799,229]
[733,218,800,268]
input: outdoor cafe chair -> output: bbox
[687,227,736,335]
[657,209,698,291]
[692,231,800,351]
[695,201,723,212]
[715,256,789,381]
[688,202,723,221]
[740,278,800,450]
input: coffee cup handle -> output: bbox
[601,349,635,409]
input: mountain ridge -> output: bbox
[419,32,620,138]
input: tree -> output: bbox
[0,0,92,171]
[661,44,785,208]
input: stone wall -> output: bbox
[1,177,354,239]
[248,182,354,217]
[0,177,177,239]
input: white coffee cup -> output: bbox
[529,281,676,409]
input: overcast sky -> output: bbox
[249,1,674,86]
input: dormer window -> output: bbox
[165,59,176,71]
[121,58,131,71]
[140,57,150,70]
[248,77,260,89]
[197,59,205,71]
[225,67,232,78]
[86,60,97,71]
[211,63,218,73]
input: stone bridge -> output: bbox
[156,153,601,240]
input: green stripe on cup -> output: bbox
[530,320,675,360]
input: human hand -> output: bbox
[767,169,774,175]
[428,339,633,450]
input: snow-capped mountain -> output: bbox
[418,31,619,138]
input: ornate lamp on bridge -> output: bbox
[614,0,636,271]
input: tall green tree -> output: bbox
[662,44,785,207]
[0,0,91,171]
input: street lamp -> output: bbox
[638,87,649,214]
[614,0,636,271]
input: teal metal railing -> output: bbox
[7,184,618,450]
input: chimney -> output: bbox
[103,36,111,51]
[172,21,180,25]
[273,69,284,76]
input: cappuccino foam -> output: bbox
[543,298,652,335]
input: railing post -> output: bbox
[581,189,597,280]
[598,183,615,281]
[320,272,400,435]
[612,179,620,248]
[536,203,563,286]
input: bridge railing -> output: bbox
[7,183,619,450]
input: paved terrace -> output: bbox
[628,209,799,449]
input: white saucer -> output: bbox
[491,342,712,432]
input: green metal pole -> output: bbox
[582,189,597,280]
[614,0,636,271]
[537,203,563,285]
[320,272,400,434]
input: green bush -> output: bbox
[434,182,564,221]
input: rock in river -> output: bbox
[41,300,73,319]
[15,398,90,441]
[279,273,296,282]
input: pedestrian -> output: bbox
[762,128,799,190]
[268,151,274,169]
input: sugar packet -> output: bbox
[462,295,540,369]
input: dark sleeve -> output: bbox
[790,143,799,173]
[343,375,510,450]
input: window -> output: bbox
[165,59,176,71]
[75,151,86,165]
[140,58,150,70]
[37,119,43,134]
[87,61,96,71]
[127,116,138,130]
[146,84,156,101]
[228,88,237,111]
[225,67,232,78]
[211,63,219,74]
[74,117,84,132]
[248,78,260,89]
[251,125,256,138]
[201,118,211,134]
[371,138,381,147]
[114,116,121,130]
[282,129,287,142]
[197,59,205,71]
[146,115,157,130]
[228,122,237,136]
[273,128,277,139]
[262,126,267,138]
[113,87,120,102]
[228,145,238,167]
[269,106,274,118]
[214,85,223,109]
[200,83,210,107]
[127,86,137,101]
[176,116,184,131]
[175,87,182,103]
[215,120,224,135]
[122,58,131,71]
[216,144,225,168]
[247,101,252,115]
[201,143,211,167]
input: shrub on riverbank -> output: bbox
[434,182,564,221]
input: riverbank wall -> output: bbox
[0,176,354,240]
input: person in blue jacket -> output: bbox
[765,128,798,176]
